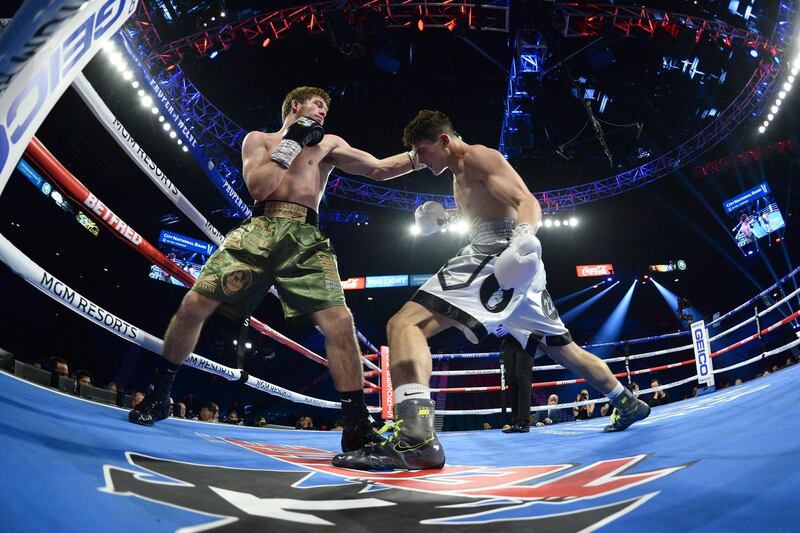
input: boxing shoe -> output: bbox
[341,413,385,452]
[332,399,445,471]
[129,367,176,426]
[604,390,650,432]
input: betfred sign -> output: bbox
[341,277,366,290]
[576,264,614,277]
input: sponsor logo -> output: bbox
[576,264,614,277]
[101,446,690,530]
[480,275,513,313]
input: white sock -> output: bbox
[606,382,625,401]
[394,383,431,402]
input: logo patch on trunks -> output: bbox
[541,290,559,320]
[222,265,253,295]
[480,275,514,313]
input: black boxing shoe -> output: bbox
[341,414,385,452]
[129,367,176,427]
[332,399,445,471]
[604,392,650,433]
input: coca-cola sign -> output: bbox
[576,264,614,277]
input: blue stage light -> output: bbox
[209,50,219,59]
[749,49,759,58]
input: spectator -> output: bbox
[182,392,198,419]
[174,402,187,419]
[196,402,219,423]
[74,370,92,387]
[107,382,118,392]
[535,394,571,426]
[734,378,743,386]
[296,416,314,430]
[647,379,670,407]
[50,357,69,377]
[255,416,268,428]
[786,357,795,367]
[482,422,492,430]
[225,409,244,425]
[500,337,532,433]
[573,389,595,420]
[131,391,145,410]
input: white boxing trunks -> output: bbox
[411,217,572,355]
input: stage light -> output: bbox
[749,49,759,58]
[767,113,774,120]
[163,123,171,131]
[211,16,216,21]
[759,125,766,133]
[115,61,125,72]
[607,277,613,282]
[785,81,794,90]
[417,19,425,31]
[791,66,799,76]
[220,11,226,17]
[244,342,252,350]
[169,131,177,139]
[209,50,219,59]
[775,98,782,106]
[137,89,145,97]
[102,40,115,52]
[182,146,189,152]
[410,225,421,235]
[150,107,158,114]
[554,220,562,227]
[771,105,778,113]
[158,115,165,122]
[177,139,182,145]
[131,81,139,89]
[569,217,578,226]
[779,90,786,98]
[262,38,271,47]
[763,120,769,127]
[122,70,132,80]
[544,219,553,227]
[140,95,153,107]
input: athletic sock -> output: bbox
[606,381,625,401]
[394,383,431,403]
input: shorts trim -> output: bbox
[437,255,493,291]
[411,290,488,341]
[525,331,574,355]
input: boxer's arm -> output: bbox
[242,131,286,200]
[470,146,541,229]
[325,135,414,181]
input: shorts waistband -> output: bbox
[469,217,515,244]
[252,201,319,226]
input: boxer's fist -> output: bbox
[494,223,542,290]
[270,117,325,168]
[414,201,448,236]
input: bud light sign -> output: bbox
[576,264,614,278]
[691,320,715,387]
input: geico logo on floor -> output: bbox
[0,0,137,189]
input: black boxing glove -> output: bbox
[270,117,325,168]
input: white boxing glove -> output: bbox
[414,201,448,236]
[494,223,542,290]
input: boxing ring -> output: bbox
[2,1,800,531]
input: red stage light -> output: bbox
[262,37,271,47]
[417,19,425,31]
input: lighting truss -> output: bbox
[142,1,511,69]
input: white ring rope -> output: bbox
[71,73,226,245]
[709,285,800,342]
[0,232,374,411]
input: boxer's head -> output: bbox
[403,110,460,175]
[282,86,330,125]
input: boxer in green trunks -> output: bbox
[130,87,423,455]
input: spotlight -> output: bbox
[182,146,189,152]
[749,49,759,58]
[232,339,238,346]
[410,225,421,235]
[763,120,769,127]
[158,115,165,122]
[544,219,553,227]
[771,105,778,113]
[141,95,153,107]
[262,37,271,48]
[569,217,578,226]
[150,107,158,114]
[137,89,145,97]
[169,131,177,139]
[211,16,216,21]
[791,66,799,76]
[244,341,252,350]
[554,220,562,227]
[220,11,226,17]
[643,274,649,279]
[775,98,782,106]
[758,125,766,133]
[177,139,182,145]
[786,81,794,90]
[779,90,786,98]
[102,40,115,52]
[767,113,774,120]
[209,50,219,59]
[674,278,679,282]
[115,61,125,72]
[131,81,139,89]
[607,277,613,282]
[417,18,425,31]
[122,70,132,80]
[163,123,171,131]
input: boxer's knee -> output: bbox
[175,292,218,325]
